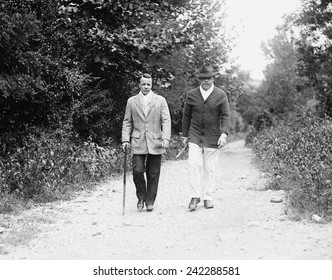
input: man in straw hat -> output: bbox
[182,65,230,210]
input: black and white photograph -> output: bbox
[0,0,331,279]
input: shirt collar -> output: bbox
[199,84,214,95]
[140,90,153,102]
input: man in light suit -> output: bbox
[122,73,171,211]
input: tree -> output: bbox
[157,0,240,133]
[296,0,332,117]
[0,0,78,155]
[258,16,308,116]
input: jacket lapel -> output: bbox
[205,88,215,102]
[146,93,157,117]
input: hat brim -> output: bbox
[196,71,219,78]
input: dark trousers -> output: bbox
[132,154,161,206]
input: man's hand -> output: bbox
[218,133,227,148]
[182,136,188,146]
[122,142,130,151]
[162,139,170,148]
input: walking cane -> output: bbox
[176,132,188,159]
[122,145,128,216]
[176,143,188,158]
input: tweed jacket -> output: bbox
[122,92,171,155]
[182,86,230,148]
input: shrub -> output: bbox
[0,127,124,210]
[245,110,274,146]
[251,111,332,218]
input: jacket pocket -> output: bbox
[153,133,163,149]
[131,131,141,139]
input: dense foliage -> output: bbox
[251,111,332,218]
[0,127,123,212]
[296,0,332,117]
[0,0,75,154]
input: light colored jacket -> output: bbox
[122,92,171,155]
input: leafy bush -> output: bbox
[251,111,332,218]
[245,110,275,146]
[0,127,124,211]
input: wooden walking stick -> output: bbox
[122,145,128,216]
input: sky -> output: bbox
[224,0,301,80]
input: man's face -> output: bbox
[139,77,152,95]
[199,76,214,91]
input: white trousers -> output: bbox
[188,142,220,201]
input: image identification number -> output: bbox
[186,266,240,276]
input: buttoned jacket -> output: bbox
[182,86,230,148]
[122,92,171,155]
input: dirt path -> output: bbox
[1,140,331,260]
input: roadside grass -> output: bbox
[0,206,57,255]
[248,111,332,221]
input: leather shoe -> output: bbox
[189,198,201,210]
[204,200,214,209]
[137,200,144,210]
[146,204,154,211]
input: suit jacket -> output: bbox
[122,91,171,155]
[182,86,230,148]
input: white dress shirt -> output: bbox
[199,84,214,101]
